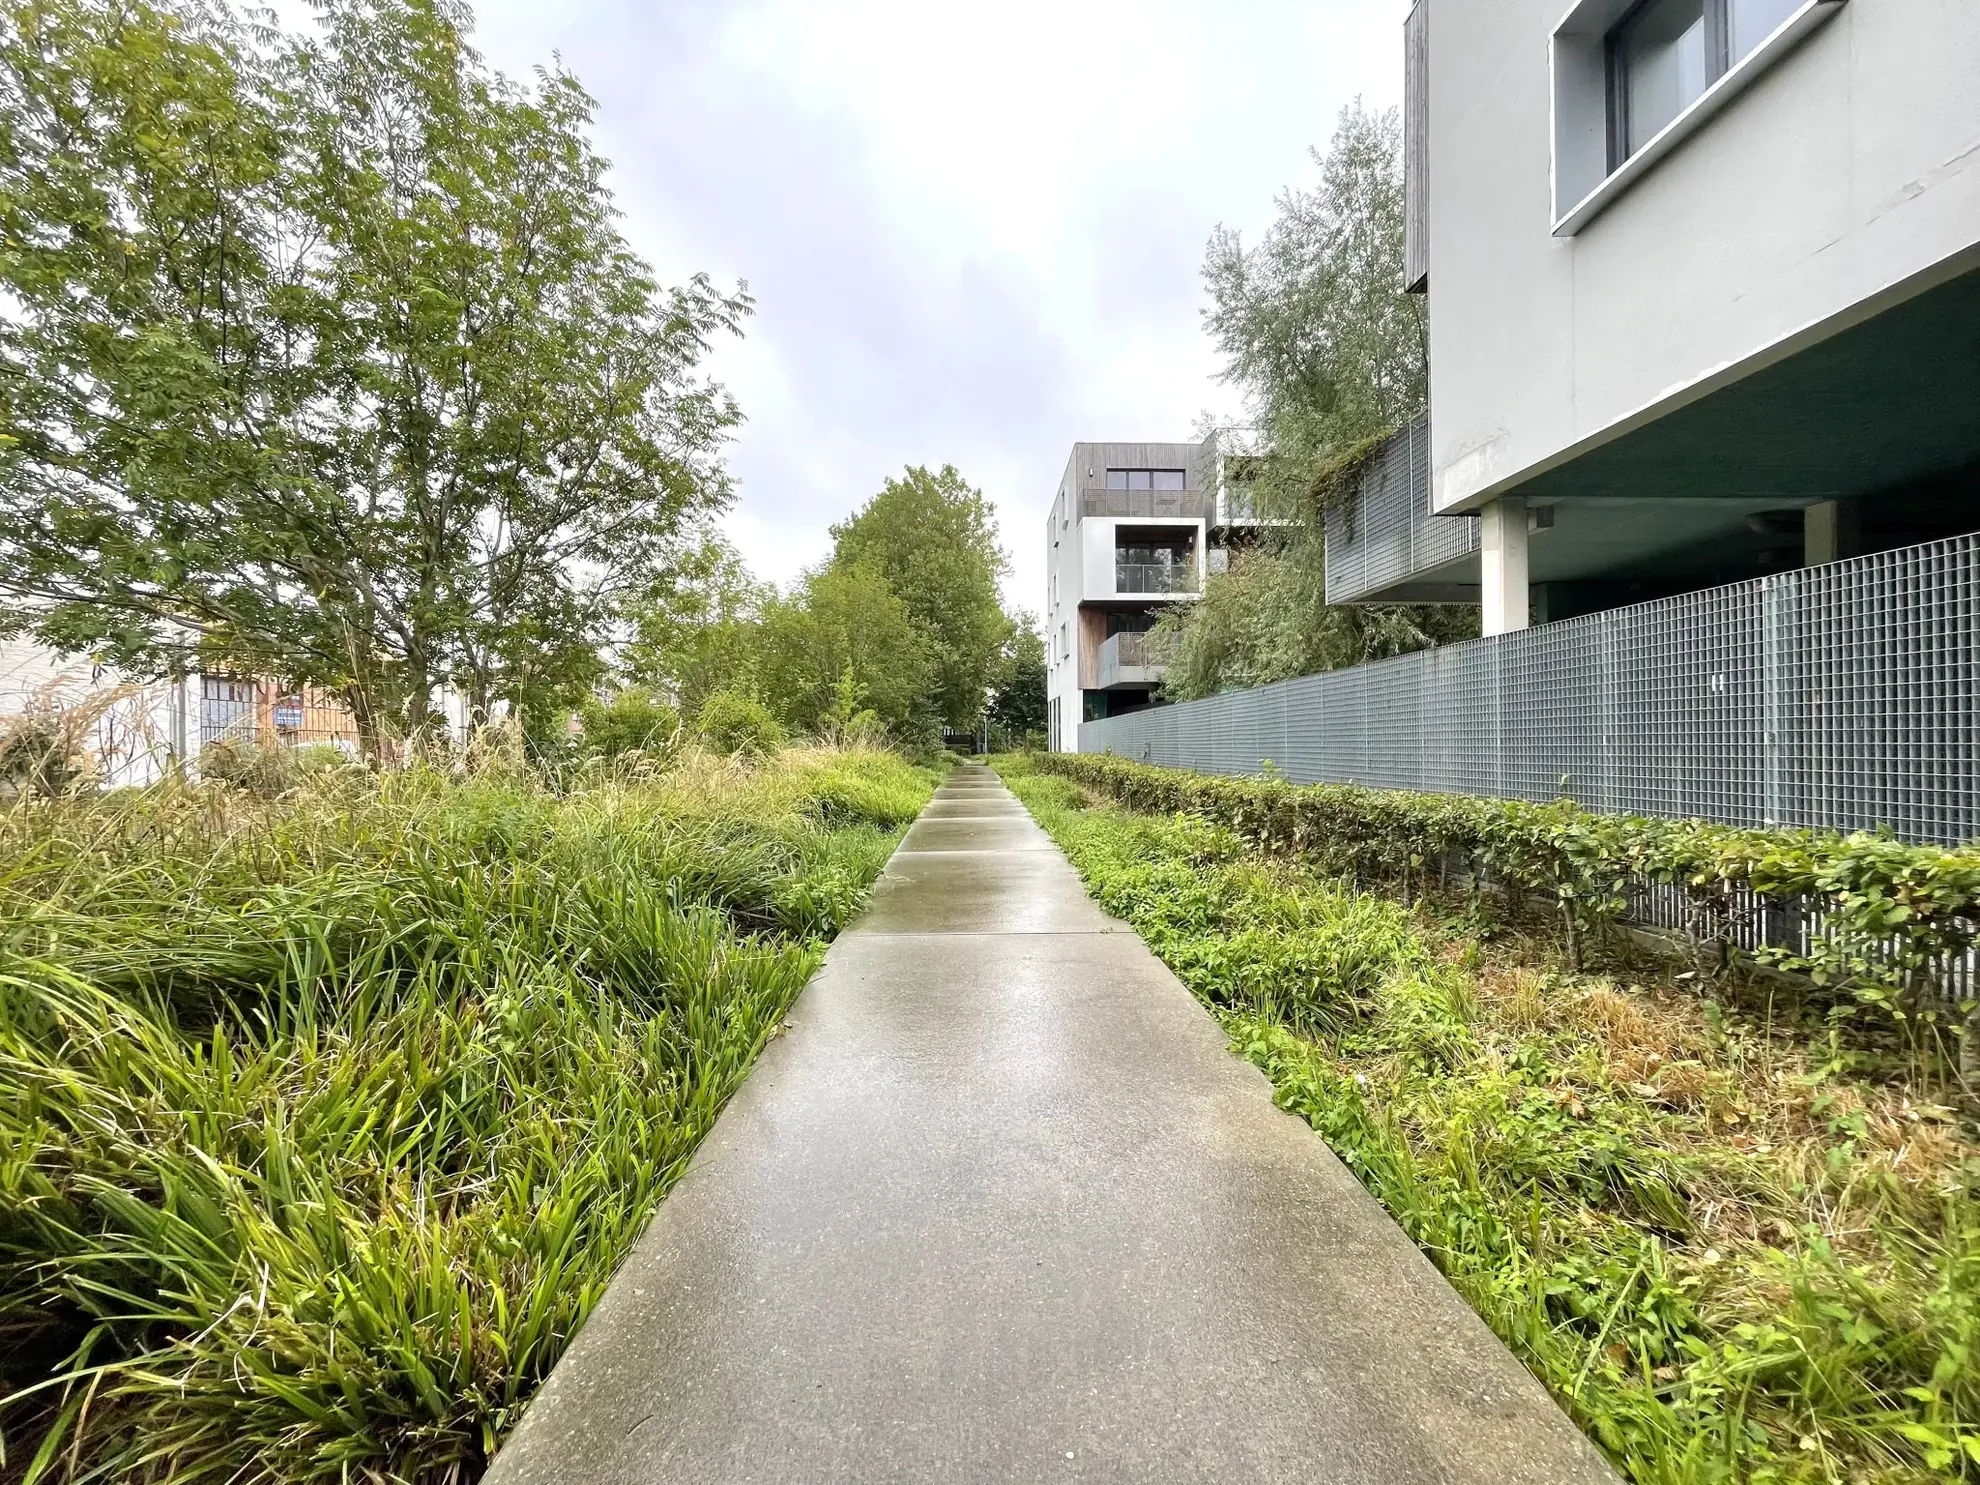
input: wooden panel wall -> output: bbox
[1404,0,1430,294]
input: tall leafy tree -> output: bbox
[988,617,1046,741]
[0,0,748,746]
[1155,101,1471,698]
[756,562,933,738]
[1148,548,1464,702]
[1202,99,1426,504]
[621,527,770,714]
[826,464,1010,730]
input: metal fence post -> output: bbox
[1762,574,1782,828]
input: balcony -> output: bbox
[1081,487,1214,520]
[1097,631,1165,691]
[1114,561,1198,596]
[1321,413,1480,604]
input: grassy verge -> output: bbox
[0,744,936,1483]
[994,754,1978,1485]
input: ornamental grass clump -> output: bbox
[0,743,934,1483]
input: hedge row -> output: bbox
[1032,752,1980,1084]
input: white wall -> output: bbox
[1428,0,1980,513]
[1,638,189,787]
[1043,476,1082,751]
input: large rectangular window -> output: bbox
[1105,468,1186,491]
[1608,0,1810,168]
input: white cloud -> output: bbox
[370,0,1406,616]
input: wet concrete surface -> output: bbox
[484,763,1620,1485]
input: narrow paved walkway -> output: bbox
[486,764,1617,1485]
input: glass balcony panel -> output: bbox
[1115,562,1197,594]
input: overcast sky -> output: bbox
[455,0,1405,621]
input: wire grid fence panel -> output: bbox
[1177,696,1216,774]
[1214,692,1251,778]
[1123,701,1166,768]
[1774,538,1980,840]
[1220,688,1268,778]
[1610,580,1768,825]
[1360,653,1429,790]
[1185,693,1218,774]
[1250,679,1293,773]
[1421,638,1501,798]
[1497,619,1605,805]
[1320,661,1375,783]
[1079,531,1980,845]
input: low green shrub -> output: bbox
[1028,752,1980,1098]
[998,757,1980,1484]
[695,690,786,756]
[0,745,935,1481]
[578,687,681,760]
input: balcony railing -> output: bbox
[1081,487,1213,520]
[1097,631,1164,690]
[1108,631,1152,667]
[1115,562,1197,595]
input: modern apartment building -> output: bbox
[1042,441,1261,752]
[1354,0,1980,633]
[1073,2,1980,845]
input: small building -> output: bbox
[1042,440,1263,752]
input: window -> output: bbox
[1552,0,1842,234]
[1612,0,1708,162]
[1609,0,1803,168]
[1105,469,1186,491]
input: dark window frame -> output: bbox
[1605,0,1735,173]
[1104,468,1189,492]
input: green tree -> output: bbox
[621,528,769,713]
[988,618,1046,741]
[577,687,679,759]
[756,562,934,739]
[1147,547,1468,702]
[0,0,747,748]
[1155,100,1472,698]
[1202,99,1425,508]
[826,465,1010,730]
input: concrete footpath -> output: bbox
[485,763,1618,1485]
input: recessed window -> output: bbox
[1553,0,1844,234]
[1609,0,1806,168]
[1612,0,1708,162]
[1105,469,1186,492]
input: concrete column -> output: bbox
[1479,496,1530,636]
[1803,499,1860,567]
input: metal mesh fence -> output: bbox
[1079,531,1980,846]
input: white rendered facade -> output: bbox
[1415,0,1980,634]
